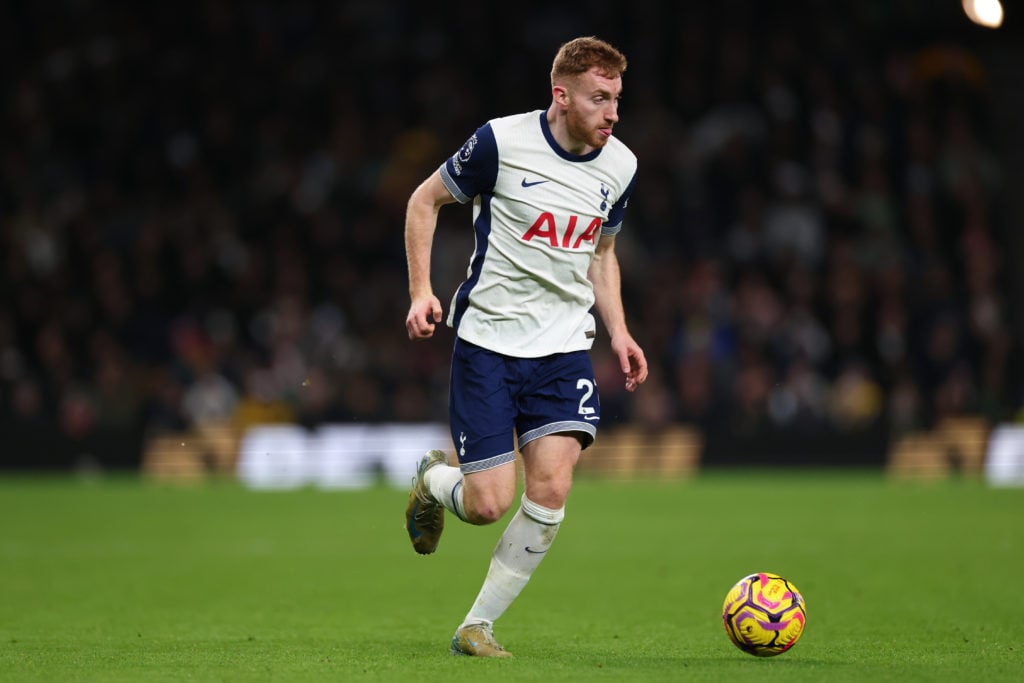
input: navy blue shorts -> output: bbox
[448,338,601,474]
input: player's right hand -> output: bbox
[406,296,443,340]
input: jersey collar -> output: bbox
[538,111,602,162]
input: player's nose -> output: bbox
[605,101,619,123]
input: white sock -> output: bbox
[424,464,467,521]
[460,495,564,628]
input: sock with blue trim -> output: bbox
[424,464,467,522]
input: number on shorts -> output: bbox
[576,378,595,416]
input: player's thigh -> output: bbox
[520,433,582,509]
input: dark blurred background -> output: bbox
[2,0,1021,471]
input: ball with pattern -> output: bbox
[722,572,806,657]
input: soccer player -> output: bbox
[403,36,648,657]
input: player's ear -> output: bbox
[552,84,569,107]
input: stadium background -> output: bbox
[1,0,1022,479]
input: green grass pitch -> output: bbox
[1,471,1021,682]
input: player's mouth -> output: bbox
[598,127,613,137]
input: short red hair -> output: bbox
[550,36,628,86]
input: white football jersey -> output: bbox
[439,110,637,358]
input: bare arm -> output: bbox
[405,170,457,340]
[588,234,648,392]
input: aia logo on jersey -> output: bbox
[522,213,602,249]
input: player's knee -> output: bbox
[525,478,572,510]
[463,490,514,525]
[465,506,504,525]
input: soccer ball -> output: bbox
[722,572,806,657]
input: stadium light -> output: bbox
[962,0,1004,28]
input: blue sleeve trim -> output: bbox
[440,165,471,204]
[604,170,636,233]
[442,122,498,202]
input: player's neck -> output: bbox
[545,106,594,156]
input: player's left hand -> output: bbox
[612,335,647,392]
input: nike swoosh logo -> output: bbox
[524,546,548,554]
[584,416,600,421]
[521,178,549,187]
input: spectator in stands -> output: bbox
[0,1,1016,469]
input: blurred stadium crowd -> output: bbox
[1,1,1020,468]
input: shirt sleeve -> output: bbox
[438,123,498,204]
[602,170,636,235]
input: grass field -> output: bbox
[1,471,1021,682]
